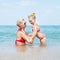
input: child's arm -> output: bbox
[31,25,37,39]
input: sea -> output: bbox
[0,25,60,60]
[0,25,60,47]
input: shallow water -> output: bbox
[0,25,60,60]
[0,45,60,60]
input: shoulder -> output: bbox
[17,31,23,35]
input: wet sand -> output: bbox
[0,44,60,60]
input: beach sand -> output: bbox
[0,44,60,60]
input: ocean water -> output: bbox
[0,25,60,47]
[0,25,60,60]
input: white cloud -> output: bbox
[0,2,13,7]
[0,3,10,7]
[0,0,37,7]
[16,0,38,6]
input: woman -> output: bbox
[15,19,37,46]
[28,13,46,46]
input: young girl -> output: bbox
[15,19,37,46]
[28,13,46,46]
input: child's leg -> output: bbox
[40,37,46,46]
[36,32,46,46]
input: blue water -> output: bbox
[0,25,60,47]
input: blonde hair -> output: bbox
[16,19,25,27]
[28,13,36,19]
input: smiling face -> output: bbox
[28,16,36,24]
[17,19,26,29]
[22,20,26,28]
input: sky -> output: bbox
[0,0,60,25]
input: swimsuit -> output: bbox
[15,38,25,44]
[32,28,45,40]
[32,23,40,32]
[40,35,45,40]
[32,28,40,32]
[15,27,25,44]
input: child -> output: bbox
[28,13,46,46]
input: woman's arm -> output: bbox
[25,32,32,36]
[19,32,33,43]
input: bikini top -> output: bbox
[18,27,22,31]
[17,27,25,42]
[32,28,40,32]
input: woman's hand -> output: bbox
[29,37,34,44]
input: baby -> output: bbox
[28,13,46,46]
